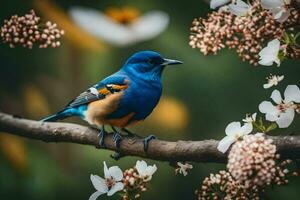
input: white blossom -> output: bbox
[218,5,230,12]
[261,0,291,22]
[263,74,284,89]
[258,39,281,66]
[69,6,169,47]
[210,0,231,9]
[89,162,124,200]
[259,85,300,128]
[228,0,252,16]
[217,122,253,153]
[176,162,193,176]
[135,160,157,182]
[242,113,257,123]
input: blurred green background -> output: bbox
[0,0,299,199]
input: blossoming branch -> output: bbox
[0,9,65,49]
[189,0,299,66]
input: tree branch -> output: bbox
[0,112,300,163]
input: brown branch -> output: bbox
[0,112,300,163]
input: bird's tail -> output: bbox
[41,109,70,122]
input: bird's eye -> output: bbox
[148,59,155,65]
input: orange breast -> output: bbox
[85,92,124,126]
[84,91,136,127]
[102,112,135,128]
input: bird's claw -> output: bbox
[113,132,123,149]
[98,127,107,148]
[143,134,156,152]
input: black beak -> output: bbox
[162,58,183,66]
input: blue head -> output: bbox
[121,51,182,82]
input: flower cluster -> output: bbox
[0,10,64,49]
[227,133,277,188]
[196,170,259,200]
[122,160,157,200]
[199,134,298,200]
[189,0,300,66]
[89,160,157,200]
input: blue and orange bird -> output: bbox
[42,51,182,153]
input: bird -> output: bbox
[42,51,182,155]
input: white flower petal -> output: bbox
[130,11,169,43]
[269,6,290,22]
[136,160,147,176]
[259,49,277,57]
[225,122,241,136]
[89,191,104,200]
[70,7,168,46]
[108,166,123,182]
[259,39,280,66]
[268,38,281,49]
[210,0,231,9]
[103,162,109,179]
[272,7,285,19]
[259,40,280,56]
[259,61,274,66]
[284,85,300,103]
[217,136,236,153]
[261,0,284,9]
[259,57,276,66]
[240,123,253,135]
[69,6,135,46]
[276,9,290,22]
[218,5,229,12]
[252,113,257,121]
[242,113,257,123]
[271,90,282,104]
[181,169,188,176]
[145,164,157,177]
[259,101,277,114]
[107,182,124,196]
[264,83,273,89]
[90,175,108,193]
[278,75,284,82]
[266,112,280,121]
[276,108,295,128]
[228,0,251,16]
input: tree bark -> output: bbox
[0,112,299,163]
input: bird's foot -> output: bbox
[112,132,123,149]
[143,134,157,152]
[98,126,107,148]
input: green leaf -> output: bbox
[266,123,278,133]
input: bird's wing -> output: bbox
[66,75,129,108]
